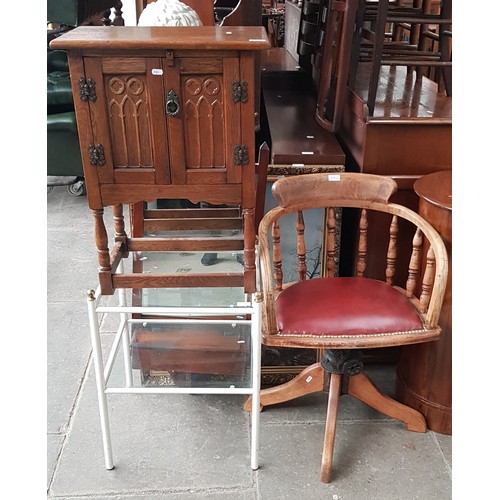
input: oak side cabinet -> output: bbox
[51,26,271,294]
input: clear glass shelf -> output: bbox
[132,249,244,274]
[116,247,248,308]
[106,318,253,390]
[131,286,247,309]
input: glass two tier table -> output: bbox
[86,253,262,471]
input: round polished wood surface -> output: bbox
[414,170,452,211]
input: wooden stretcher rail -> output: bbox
[144,208,241,219]
[127,237,244,252]
[143,217,242,232]
[113,272,245,288]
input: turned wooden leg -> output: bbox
[112,204,129,259]
[92,208,114,295]
[243,206,256,294]
[320,373,342,483]
[347,371,426,432]
[112,204,126,240]
[244,362,325,411]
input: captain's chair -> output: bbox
[246,172,448,482]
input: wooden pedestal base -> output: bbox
[244,362,426,483]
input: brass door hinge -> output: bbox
[79,77,97,102]
[232,81,248,103]
[88,144,106,166]
[233,145,249,165]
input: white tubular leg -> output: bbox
[87,289,114,470]
[250,294,262,470]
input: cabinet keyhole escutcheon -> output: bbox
[166,89,180,116]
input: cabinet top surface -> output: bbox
[50,26,271,51]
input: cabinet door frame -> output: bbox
[164,52,243,186]
[82,55,170,186]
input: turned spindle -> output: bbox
[385,215,398,285]
[297,211,306,281]
[356,209,368,277]
[272,221,283,292]
[406,227,423,298]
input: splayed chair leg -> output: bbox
[348,371,426,432]
[320,372,342,483]
[244,362,325,411]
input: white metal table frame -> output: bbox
[85,260,263,471]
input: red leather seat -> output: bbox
[275,277,424,338]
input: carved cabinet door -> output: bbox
[82,56,171,186]
[163,54,245,186]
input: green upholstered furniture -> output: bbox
[47,41,85,195]
[47,0,124,27]
[47,0,123,195]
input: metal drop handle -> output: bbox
[166,89,180,116]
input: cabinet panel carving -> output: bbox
[183,75,225,169]
[106,74,153,168]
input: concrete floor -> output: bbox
[46,185,452,499]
